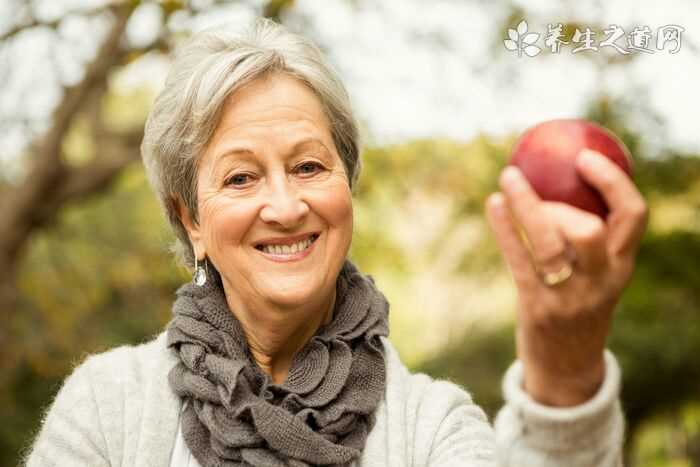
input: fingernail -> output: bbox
[501,166,522,185]
[578,149,601,167]
[488,192,505,209]
[487,193,507,218]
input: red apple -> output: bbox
[508,119,633,218]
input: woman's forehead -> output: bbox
[201,76,335,163]
[217,74,331,130]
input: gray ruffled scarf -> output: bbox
[166,259,390,467]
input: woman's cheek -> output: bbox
[323,178,354,236]
[204,199,257,250]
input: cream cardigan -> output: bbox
[24,331,624,466]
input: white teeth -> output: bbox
[261,236,313,255]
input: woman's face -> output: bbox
[181,73,353,310]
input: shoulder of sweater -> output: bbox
[379,336,476,401]
[378,335,490,422]
[23,331,177,467]
[76,330,175,389]
[377,336,495,464]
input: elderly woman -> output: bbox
[25,17,647,467]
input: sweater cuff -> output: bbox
[499,349,623,449]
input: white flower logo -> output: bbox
[504,20,541,57]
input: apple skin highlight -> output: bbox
[508,119,633,218]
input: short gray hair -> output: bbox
[141,17,361,268]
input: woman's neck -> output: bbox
[221,283,336,385]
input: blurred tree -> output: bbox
[1,3,295,464]
[6,110,699,467]
[0,0,294,385]
[3,2,700,467]
[413,101,700,464]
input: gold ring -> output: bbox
[540,262,574,286]
[532,244,577,287]
[512,223,576,287]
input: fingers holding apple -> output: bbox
[486,185,615,406]
[485,118,649,407]
[501,118,647,280]
[508,119,633,219]
[542,201,609,274]
[575,148,649,262]
[497,166,573,277]
[485,192,540,290]
[489,169,612,285]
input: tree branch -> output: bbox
[54,129,144,204]
[0,4,133,265]
[262,0,296,21]
[0,4,113,43]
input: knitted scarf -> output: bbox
[166,259,390,467]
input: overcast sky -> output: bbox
[294,0,700,153]
[2,0,699,167]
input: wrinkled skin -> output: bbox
[486,149,648,406]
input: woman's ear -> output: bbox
[173,196,205,259]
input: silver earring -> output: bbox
[193,257,208,286]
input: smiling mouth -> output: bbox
[254,233,320,255]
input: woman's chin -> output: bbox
[260,280,320,308]
[269,295,315,310]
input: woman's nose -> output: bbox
[259,176,309,228]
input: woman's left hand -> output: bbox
[485,149,649,407]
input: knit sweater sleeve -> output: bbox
[22,355,111,467]
[422,350,624,467]
[493,349,625,466]
[422,378,497,466]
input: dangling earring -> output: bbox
[193,256,208,286]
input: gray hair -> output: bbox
[141,18,361,268]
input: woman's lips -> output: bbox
[255,233,319,263]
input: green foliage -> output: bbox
[5,1,700,465]
[6,111,700,467]
[611,230,700,438]
[415,323,516,418]
[5,167,188,466]
[632,402,700,467]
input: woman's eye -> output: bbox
[297,161,322,175]
[226,173,252,186]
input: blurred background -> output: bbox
[1,0,699,465]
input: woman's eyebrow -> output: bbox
[214,147,256,164]
[214,136,329,164]
[290,137,328,153]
